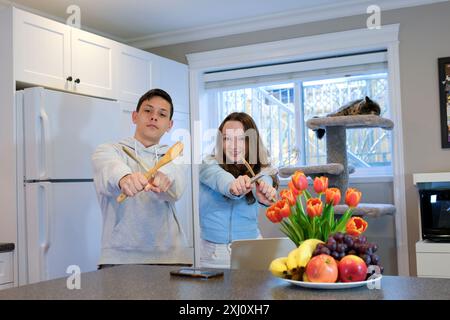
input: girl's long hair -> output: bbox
[214,112,279,204]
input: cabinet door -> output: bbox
[14,8,71,90]
[0,283,13,290]
[71,28,118,99]
[160,112,193,247]
[118,45,154,104]
[153,56,190,114]
[0,252,13,285]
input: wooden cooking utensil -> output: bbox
[121,146,177,199]
[241,157,277,203]
[116,141,184,203]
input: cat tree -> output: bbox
[280,114,396,218]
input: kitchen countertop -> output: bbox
[0,243,14,253]
[0,265,449,300]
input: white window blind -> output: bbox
[204,51,387,90]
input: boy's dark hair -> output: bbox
[136,88,174,119]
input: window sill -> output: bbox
[278,175,393,187]
[349,175,393,184]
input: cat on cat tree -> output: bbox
[279,96,395,217]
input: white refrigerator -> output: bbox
[16,87,123,285]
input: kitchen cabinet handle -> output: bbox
[74,78,80,84]
[66,76,73,81]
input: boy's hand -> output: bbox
[145,171,173,193]
[119,172,149,197]
[230,175,253,196]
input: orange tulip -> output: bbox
[313,176,328,194]
[325,188,341,206]
[288,181,300,197]
[280,189,296,206]
[345,188,362,208]
[292,171,308,191]
[266,200,290,223]
[266,208,282,223]
[278,200,291,218]
[306,198,323,218]
[345,217,368,236]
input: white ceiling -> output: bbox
[1,0,447,48]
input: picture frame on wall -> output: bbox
[438,57,450,148]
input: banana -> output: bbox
[269,257,289,278]
[286,247,301,272]
[296,238,324,268]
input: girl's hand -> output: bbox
[230,175,253,196]
[255,180,277,206]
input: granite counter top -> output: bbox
[0,265,449,300]
[0,243,14,253]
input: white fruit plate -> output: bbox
[283,274,382,290]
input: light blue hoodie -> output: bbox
[199,156,273,244]
[92,136,192,265]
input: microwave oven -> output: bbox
[417,182,450,242]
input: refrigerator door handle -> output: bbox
[39,183,52,280]
[39,109,52,180]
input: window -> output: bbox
[213,84,296,168]
[203,52,392,177]
[303,73,391,176]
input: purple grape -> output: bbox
[344,237,354,247]
[336,243,346,253]
[326,237,336,251]
[370,254,380,265]
[360,254,372,266]
[316,243,324,250]
[338,252,346,260]
[344,234,352,243]
[331,251,340,260]
[359,244,368,254]
[334,232,344,242]
[371,243,378,253]
[319,246,331,255]
[313,248,321,256]
[358,235,367,244]
[326,242,337,251]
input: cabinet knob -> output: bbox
[66,76,73,81]
[74,78,80,84]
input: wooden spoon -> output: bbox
[241,157,277,203]
[116,141,184,203]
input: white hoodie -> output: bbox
[92,136,191,265]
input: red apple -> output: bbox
[338,255,368,282]
[305,254,338,283]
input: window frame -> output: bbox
[187,24,409,275]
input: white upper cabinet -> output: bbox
[153,56,190,114]
[14,9,71,91]
[118,44,154,104]
[71,28,118,99]
[12,7,190,107]
[14,8,118,100]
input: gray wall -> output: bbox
[148,2,450,276]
